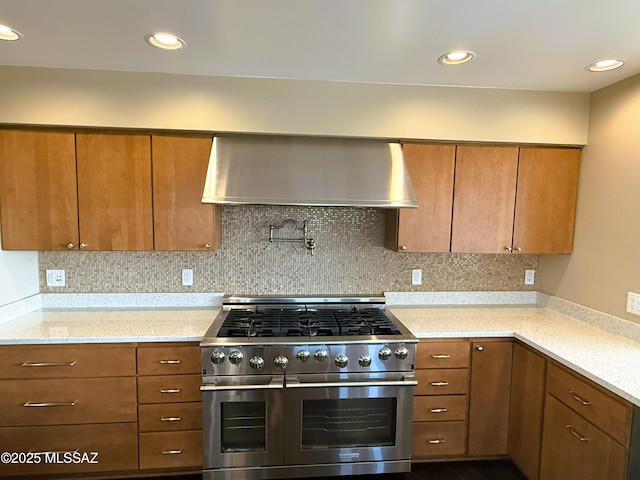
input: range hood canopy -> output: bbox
[202,135,417,208]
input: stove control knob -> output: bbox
[274,355,289,370]
[378,347,392,361]
[229,350,244,365]
[249,356,265,370]
[211,351,226,365]
[358,354,372,367]
[335,355,349,368]
[297,350,311,362]
[394,347,409,360]
[314,349,328,362]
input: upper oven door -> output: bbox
[202,374,284,470]
[283,372,416,466]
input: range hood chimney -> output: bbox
[201,135,417,208]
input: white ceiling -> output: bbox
[0,0,638,93]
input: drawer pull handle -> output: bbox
[160,359,182,364]
[162,449,183,455]
[569,390,591,406]
[161,416,183,422]
[431,354,451,359]
[24,401,76,407]
[21,361,77,367]
[160,388,181,394]
[427,438,446,444]
[565,425,589,442]
[430,381,449,386]
[429,407,448,413]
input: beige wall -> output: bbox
[540,74,640,322]
[0,224,39,307]
[0,66,589,145]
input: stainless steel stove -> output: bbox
[200,296,417,480]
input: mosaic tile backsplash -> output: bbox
[39,206,539,295]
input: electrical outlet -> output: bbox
[46,269,66,287]
[524,269,536,286]
[627,292,640,316]
[182,269,194,286]
[411,269,422,286]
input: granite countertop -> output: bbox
[389,305,640,407]
[0,301,639,407]
[0,308,218,344]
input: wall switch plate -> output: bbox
[627,292,640,316]
[411,269,422,286]
[524,269,536,286]
[182,269,194,286]
[46,269,66,287]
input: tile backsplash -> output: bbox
[39,206,538,295]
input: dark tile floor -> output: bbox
[146,461,526,480]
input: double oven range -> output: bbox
[200,296,418,480]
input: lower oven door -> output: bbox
[201,375,284,470]
[283,372,416,466]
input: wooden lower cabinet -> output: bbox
[0,423,138,477]
[467,340,513,456]
[412,421,467,457]
[540,395,628,480]
[508,342,546,480]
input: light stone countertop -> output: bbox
[0,308,218,344]
[389,305,640,407]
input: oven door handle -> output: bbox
[200,377,284,391]
[286,374,418,389]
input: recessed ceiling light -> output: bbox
[587,59,624,72]
[0,24,22,41]
[145,32,185,50]
[438,51,476,65]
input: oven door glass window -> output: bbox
[221,401,266,452]
[301,398,397,449]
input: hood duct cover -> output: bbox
[202,135,417,208]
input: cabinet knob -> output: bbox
[66,243,75,249]
[400,245,407,251]
[80,243,87,249]
[204,243,212,249]
[514,246,522,252]
[475,345,484,352]
[504,246,513,253]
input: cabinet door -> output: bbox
[152,135,222,251]
[468,340,513,456]
[539,395,627,480]
[451,146,518,253]
[513,147,580,253]
[76,133,153,250]
[385,143,455,252]
[0,130,79,250]
[509,342,546,480]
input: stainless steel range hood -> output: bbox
[201,135,417,208]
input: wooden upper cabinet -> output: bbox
[385,143,455,252]
[152,135,222,251]
[76,133,153,251]
[0,130,79,250]
[513,147,580,254]
[451,145,519,253]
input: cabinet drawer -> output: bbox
[546,363,632,445]
[139,402,203,432]
[412,421,466,457]
[0,377,137,426]
[0,423,138,476]
[138,374,202,404]
[416,341,470,368]
[139,430,203,470]
[137,345,201,375]
[415,368,468,395]
[540,395,628,480]
[413,395,467,422]
[0,345,136,379]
